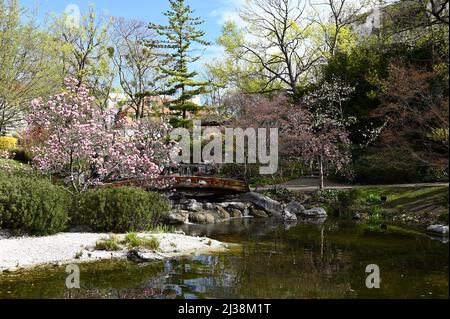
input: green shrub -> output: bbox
[122,233,160,250]
[95,234,121,251]
[366,193,383,205]
[75,186,169,233]
[0,173,71,235]
[11,148,33,163]
[325,189,362,217]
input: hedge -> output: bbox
[74,186,169,233]
[0,173,71,235]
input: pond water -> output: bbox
[0,218,448,299]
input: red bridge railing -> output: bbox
[101,176,248,193]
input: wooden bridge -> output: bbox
[101,176,249,194]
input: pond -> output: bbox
[0,218,448,299]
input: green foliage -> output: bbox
[263,187,295,203]
[95,234,121,251]
[325,189,362,217]
[147,0,210,126]
[438,212,449,224]
[353,149,431,184]
[0,173,71,235]
[366,193,383,205]
[74,187,169,233]
[122,233,160,250]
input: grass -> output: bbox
[121,233,160,251]
[95,234,121,251]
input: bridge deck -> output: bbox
[101,176,248,193]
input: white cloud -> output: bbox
[209,0,247,27]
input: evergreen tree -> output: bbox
[147,0,210,127]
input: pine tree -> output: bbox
[147,0,210,127]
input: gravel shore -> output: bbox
[0,232,227,273]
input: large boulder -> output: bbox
[183,199,203,212]
[284,201,306,216]
[301,207,328,218]
[220,202,248,211]
[282,210,298,222]
[427,225,449,236]
[242,192,283,216]
[167,211,190,224]
[216,205,231,220]
[248,206,269,218]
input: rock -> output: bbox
[167,211,190,224]
[183,199,203,212]
[204,202,214,210]
[301,207,328,218]
[427,225,449,236]
[248,206,269,218]
[205,213,216,224]
[282,210,298,222]
[352,213,362,220]
[284,201,305,216]
[220,202,248,211]
[216,205,231,220]
[242,192,283,216]
[189,213,207,224]
[229,209,243,219]
[127,250,163,263]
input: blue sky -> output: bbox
[19,0,246,67]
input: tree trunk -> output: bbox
[319,155,324,191]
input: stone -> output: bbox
[189,213,207,224]
[167,211,190,224]
[127,249,164,263]
[230,209,243,219]
[205,213,216,224]
[184,199,203,212]
[284,201,305,216]
[427,225,449,236]
[216,205,231,220]
[242,192,283,216]
[204,203,214,210]
[220,202,247,211]
[282,210,298,222]
[248,206,269,218]
[301,207,328,218]
[352,213,362,220]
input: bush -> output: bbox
[75,187,169,233]
[0,136,18,157]
[11,148,34,163]
[354,148,429,184]
[0,173,71,235]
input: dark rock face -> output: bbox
[427,225,449,236]
[284,201,306,216]
[281,210,298,222]
[241,192,283,216]
[301,208,328,218]
[248,206,269,218]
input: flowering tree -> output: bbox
[28,77,174,192]
[283,106,353,189]
[230,94,352,189]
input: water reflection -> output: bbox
[0,218,448,299]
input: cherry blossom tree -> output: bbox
[28,77,174,192]
[230,94,352,189]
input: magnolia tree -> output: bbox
[28,77,174,192]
